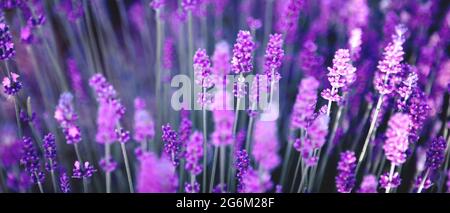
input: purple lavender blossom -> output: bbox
[55,92,82,144]
[321,49,356,103]
[2,72,22,96]
[374,25,407,95]
[425,137,447,171]
[185,131,203,175]
[335,151,356,193]
[358,175,378,193]
[414,175,432,191]
[162,124,181,166]
[379,172,401,189]
[0,137,22,168]
[264,33,284,82]
[60,170,71,193]
[0,14,15,60]
[163,37,174,71]
[72,161,96,179]
[231,30,255,74]
[20,137,45,184]
[298,40,324,80]
[236,150,249,193]
[185,182,200,193]
[115,128,131,144]
[291,76,319,130]
[294,114,329,166]
[247,17,262,31]
[241,168,273,193]
[383,113,411,166]
[252,120,280,171]
[137,152,178,193]
[133,98,155,143]
[99,157,117,173]
[42,133,57,172]
[276,0,303,43]
[181,0,200,11]
[193,48,213,88]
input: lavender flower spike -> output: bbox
[291,76,319,130]
[231,30,255,74]
[383,113,411,166]
[185,131,204,176]
[264,33,285,82]
[335,151,357,193]
[55,92,81,144]
[20,137,45,190]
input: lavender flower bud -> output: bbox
[425,137,447,171]
[133,98,155,142]
[357,175,378,193]
[291,76,319,130]
[162,124,181,166]
[264,33,285,82]
[252,120,280,171]
[42,133,58,172]
[2,72,22,96]
[185,131,203,175]
[20,137,45,184]
[235,150,249,193]
[0,14,15,60]
[379,172,401,189]
[60,170,71,193]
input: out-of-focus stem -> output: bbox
[105,144,111,193]
[209,146,218,192]
[290,155,302,192]
[279,129,295,188]
[50,160,58,193]
[34,172,44,193]
[220,146,226,192]
[120,143,134,193]
[263,0,273,49]
[297,164,308,193]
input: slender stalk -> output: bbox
[385,163,395,193]
[262,0,273,52]
[49,160,58,193]
[279,129,295,188]
[105,144,111,193]
[220,146,226,192]
[120,143,134,193]
[34,172,44,193]
[202,89,208,193]
[357,95,384,174]
[209,146,219,192]
[290,155,302,192]
[297,165,308,193]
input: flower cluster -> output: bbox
[252,120,280,171]
[137,152,178,193]
[383,113,412,166]
[235,150,250,193]
[321,49,356,103]
[55,92,82,144]
[133,98,155,143]
[231,30,255,74]
[185,131,203,175]
[335,151,357,193]
[358,175,378,193]
[264,33,284,82]
[59,170,71,193]
[2,72,22,96]
[379,172,401,189]
[162,124,181,166]
[291,76,319,129]
[42,133,57,172]
[425,137,447,171]
[20,137,44,184]
[374,25,407,95]
[294,114,329,166]
[0,14,15,60]
[72,161,96,179]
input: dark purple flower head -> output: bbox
[235,150,250,193]
[162,124,181,166]
[115,128,131,144]
[264,33,285,82]
[335,151,357,193]
[231,31,255,74]
[7,171,31,192]
[43,133,58,172]
[99,157,117,173]
[425,137,447,171]
[185,181,200,193]
[60,170,71,193]
[20,109,36,123]
[0,14,15,60]
[185,131,203,175]
[357,175,378,193]
[0,0,25,9]
[0,137,22,168]
[404,88,430,143]
[20,136,45,184]
[383,113,411,166]
[379,172,401,189]
[2,72,22,96]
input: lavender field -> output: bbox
[0,0,449,194]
